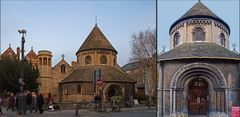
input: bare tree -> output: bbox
[130,28,157,109]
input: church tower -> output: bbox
[158,1,239,117]
[169,1,230,49]
[37,50,52,93]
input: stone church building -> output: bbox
[1,24,135,102]
[158,1,240,117]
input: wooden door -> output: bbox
[188,79,208,115]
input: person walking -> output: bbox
[0,95,3,114]
[37,92,44,114]
[31,91,37,113]
[26,91,32,113]
[6,93,15,112]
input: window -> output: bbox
[39,58,42,65]
[48,58,51,67]
[77,85,81,94]
[173,32,180,47]
[100,55,107,64]
[61,65,66,73]
[43,57,47,65]
[193,28,205,42]
[85,55,92,65]
[220,33,226,47]
[113,58,116,66]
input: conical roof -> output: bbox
[76,25,117,55]
[169,1,230,34]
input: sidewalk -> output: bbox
[0,106,156,117]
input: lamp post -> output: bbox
[18,29,27,115]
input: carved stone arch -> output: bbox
[170,62,227,89]
[103,83,124,101]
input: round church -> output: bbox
[158,1,240,117]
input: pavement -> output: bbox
[0,106,156,117]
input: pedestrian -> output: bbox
[0,95,3,114]
[26,91,32,113]
[31,91,37,113]
[37,92,44,114]
[6,92,15,112]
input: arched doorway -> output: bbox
[104,84,123,101]
[188,78,208,115]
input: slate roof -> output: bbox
[76,25,117,55]
[122,61,142,71]
[61,65,135,83]
[169,1,230,34]
[159,43,240,61]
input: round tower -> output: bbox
[76,25,117,67]
[38,50,52,77]
[169,1,230,49]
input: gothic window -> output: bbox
[61,64,66,73]
[193,28,205,42]
[100,55,107,64]
[43,57,47,65]
[173,32,180,47]
[85,55,92,65]
[220,33,226,47]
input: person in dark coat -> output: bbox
[6,93,15,112]
[26,91,32,113]
[37,92,44,114]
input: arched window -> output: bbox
[61,64,66,73]
[48,58,51,67]
[100,55,107,64]
[77,85,81,94]
[39,58,42,65]
[85,56,92,65]
[113,58,116,66]
[173,32,180,47]
[193,28,205,42]
[220,33,226,47]
[43,57,47,65]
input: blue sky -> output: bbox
[158,0,239,53]
[1,0,156,66]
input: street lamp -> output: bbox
[18,29,27,115]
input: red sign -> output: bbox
[96,79,103,86]
[232,106,240,117]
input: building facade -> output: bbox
[1,24,135,102]
[158,1,240,117]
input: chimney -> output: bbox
[17,47,20,60]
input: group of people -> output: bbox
[0,91,45,114]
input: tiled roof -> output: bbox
[61,65,135,83]
[76,25,117,55]
[159,43,240,61]
[170,1,230,34]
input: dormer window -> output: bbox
[85,55,92,65]
[193,28,205,42]
[173,32,180,47]
[100,55,107,65]
[219,33,226,47]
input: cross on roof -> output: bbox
[232,43,237,51]
[61,54,65,60]
[162,45,166,52]
[95,15,98,26]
